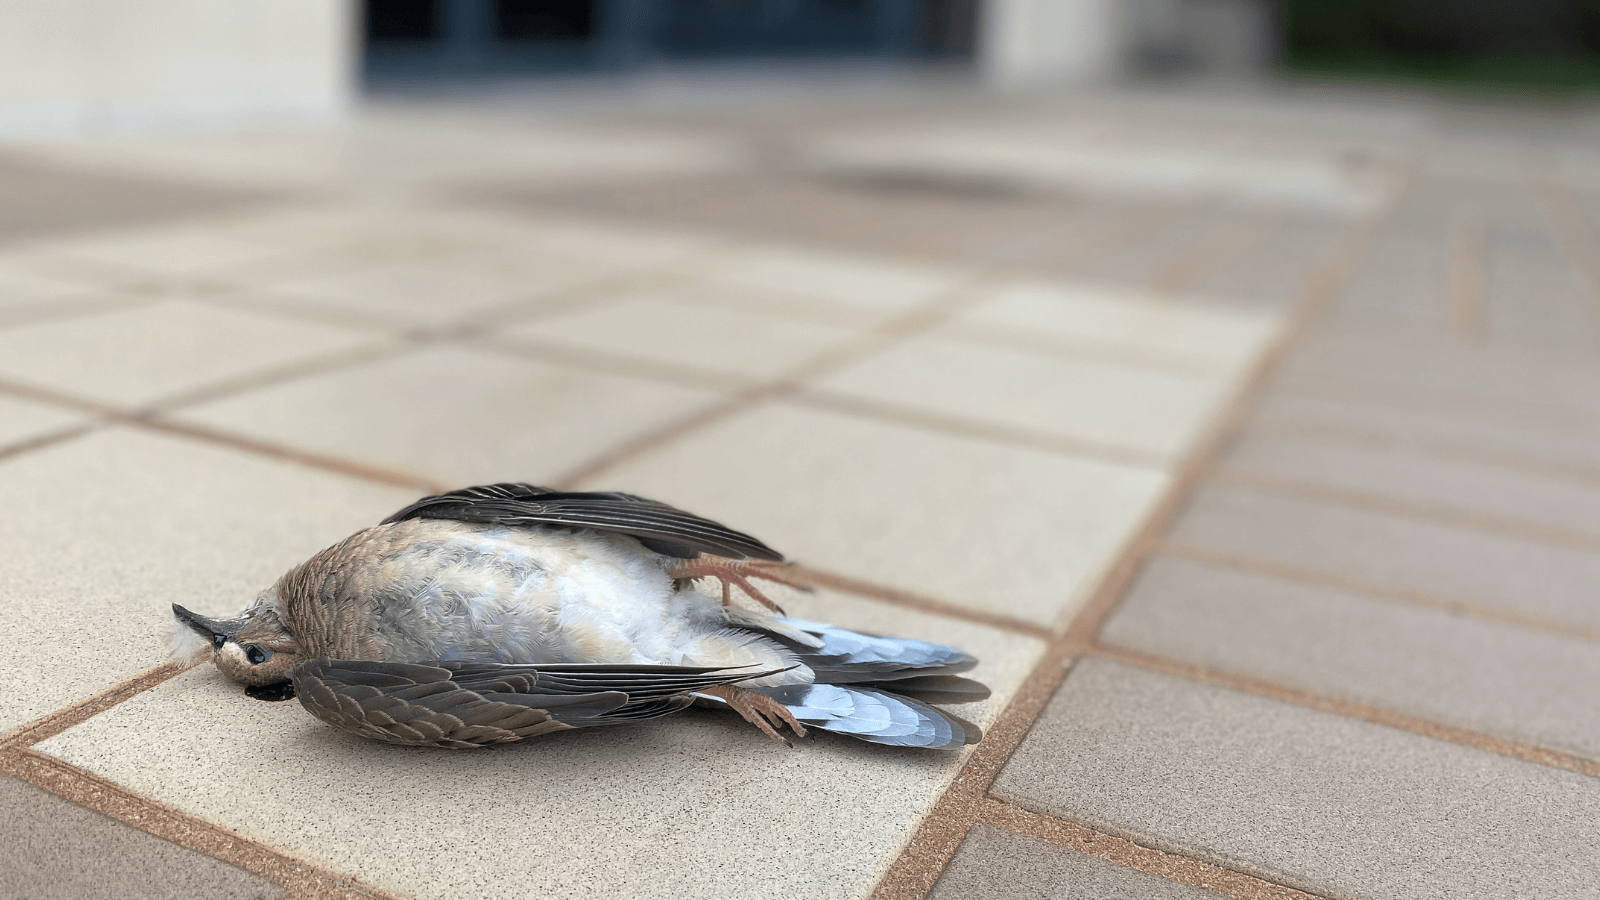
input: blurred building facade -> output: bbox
[0,0,1279,138]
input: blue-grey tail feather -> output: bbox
[750,618,989,749]
[751,683,979,748]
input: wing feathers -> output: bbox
[381,484,783,561]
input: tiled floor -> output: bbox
[2,79,1598,900]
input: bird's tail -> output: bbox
[748,619,988,749]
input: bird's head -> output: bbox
[170,596,305,689]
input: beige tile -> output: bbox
[29,223,293,276]
[505,294,861,380]
[704,245,966,312]
[931,824,1224,900]
[259,261,591,326]
[0,266,105,311]
[0,394,87,448]
[812,337,1238,460]
[0,427,417,734]
[0,775,285,900]
[176,345,728,485]
[1218,430,1600,539]
[492,213,723,270]
[993,658,1600,899]
[587,403,1168,625]
[0,300,378,409]
[953,280,1281,372]
[35,589,1043,900]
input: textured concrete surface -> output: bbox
[37,589,1043,900]
[0,774,283,900]
[993,658,1600,899]
[5,80,1600,900]
[930,824,1226,899]
[1104,556,1600,758]
[589,402,1169,626]
[0,428,415,734]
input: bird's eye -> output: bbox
[243,644,272,665]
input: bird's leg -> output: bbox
[666,557,813,615]
[702,684,807,747]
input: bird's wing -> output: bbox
[380,483,783,561]
[290,658,782,748]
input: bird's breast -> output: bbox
[290,519,684,666]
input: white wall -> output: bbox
[979,0,1126,86]
[0,0,353,138]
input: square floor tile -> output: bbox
[992,657,1600,899]
[703,245,966,313]
[812,337,1237,461]
[1167,484,1600,632]
[585,403,1168,625]
[258,261,594,327]
[953,280,1281,372]
[0,775,285,900]
[504,294,861,381]
[0,394,88,449]
[35,589,1043,900]
[931,824,1224,900]
[0,300,378,409]
[1105,556,1600,760]
[175,345,729,486]
[1218,430,1600,539]
[0,427,417,734]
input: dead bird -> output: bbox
[170,484,988,749]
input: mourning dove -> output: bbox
[171,484,987,749]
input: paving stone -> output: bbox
[701,245,964,313]
[1281,329,1600,418]
[176,344,728,486]
[35,589,1044,900]
[0,300,378,409]
[257,259,596,327]
[0,427,416,734]
[992,657,1600,899]
[1217,429,1600,539]
[1254,383,1600,476]
[0,774,283,900]
[586,402,1167,625]
[0,394,86,449]
[504,293,861,381]
[1103,555,1600,759]
[1188,216,1340,309]
[953,280,1281,371]
[1167,484,1600,632]
[929,823,1224,900]
[0,150,272,247]
[813,336,1238,461]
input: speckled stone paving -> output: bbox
[3,81,1598,900]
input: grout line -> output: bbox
[1251,416,1600,488]
[925,321,1238,379]
[0,750,399,900]
[1149,213,1278,296]
[1,663,187,750]
[1160,541,1600,644]
[137,417,448,494]
[135,339,413,416]
[1269,369,1600,432]
[0,422,100,465]
[1089,643,1600,781]
[1211,468,1600,552]
[975,798,1329,900]
[788,389,1171,471]
[476,333,753,394]
[787,565,1052,640]
[868,158,1417,900]
[1446,207,1486,340]
[1528,151,1600,319]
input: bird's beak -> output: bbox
[171,603,240,649]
